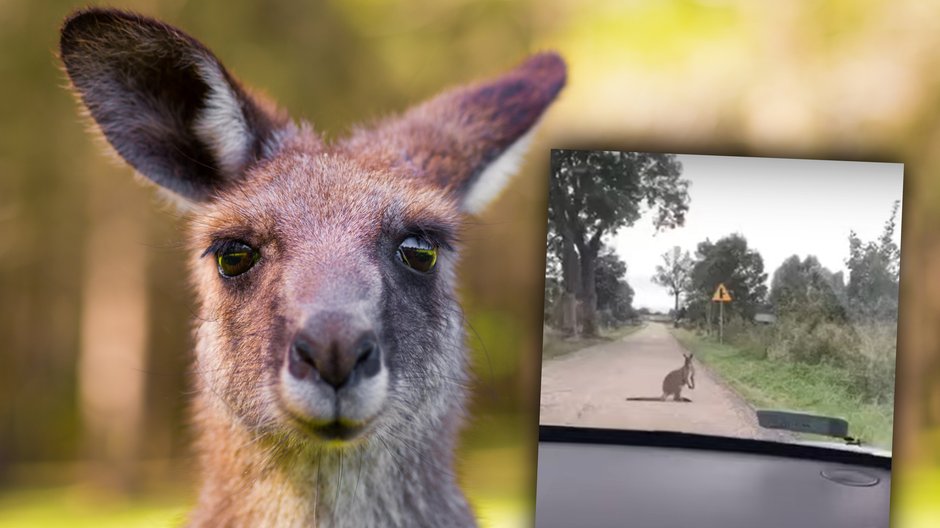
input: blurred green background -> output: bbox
[2,0,939,526]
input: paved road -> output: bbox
[540,322,787,441]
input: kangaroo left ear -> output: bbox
[59,8,292,204]
[343,52,567,214]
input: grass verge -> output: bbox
[670,328,894,449]
[0,486,189,528]
[542,323,645,361]
[0,412,531,528]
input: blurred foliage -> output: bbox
[0,485,188,528]
[770,254,848,324]
[3,0,940,526]
[594,247,636,324]
[546,150,688,336]
[686,233,768,321]
[847,200,902,322]
[652,245,694,322]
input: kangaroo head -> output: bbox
[60,8,565,450]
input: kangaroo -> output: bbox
[662,352,695,401]
[59,8,565,527]
[625,352,696,403]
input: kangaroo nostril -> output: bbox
[354,337,381,379]
[288,339,318,380]
[355,339,375,364]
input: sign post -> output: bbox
[711,283,732,344]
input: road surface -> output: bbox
[540,322,788,441]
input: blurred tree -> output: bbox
[846,200,901,322]
[77,194,148,493]
[594,246,635,323]
[769,254,847,323]
[543,242,563,324]
[652,246,693,327]
[547,150,689,337]
[686,234,768,324]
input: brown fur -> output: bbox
[59,7,566,527]
[661,353,696,401]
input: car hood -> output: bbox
[794,439,892,458]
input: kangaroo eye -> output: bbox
[397,236,438,273]
[217,241,259,277]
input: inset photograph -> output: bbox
[536,151,901,527]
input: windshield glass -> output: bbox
[539,151,901,452]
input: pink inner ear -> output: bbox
[445,52,567,188]
[59,8,291,203]
[338,52,567,204]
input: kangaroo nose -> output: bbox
[289,330,381,389]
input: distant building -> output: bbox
[754,313,777,325]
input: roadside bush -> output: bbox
[722,314,897,405]
[763,317,856,365]
[845,323,897,404]
[724,316,773,359]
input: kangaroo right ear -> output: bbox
[342,52,566,215]
[59,8,289,203]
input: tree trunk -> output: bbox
[580,249,599,337]
[559,237,580,336]
[673,291,680,328]
[706,300,712,336]
[78,176,149,494]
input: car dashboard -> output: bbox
[535,425,892,528]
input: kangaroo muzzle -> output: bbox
[287,315,382,389]
[279,307,389,442]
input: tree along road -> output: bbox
[540,322,789,441]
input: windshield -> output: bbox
[540,151,900,453]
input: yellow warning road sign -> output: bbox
[712,283,732,302]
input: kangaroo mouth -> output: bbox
[310,420,367,441]
[286,411,376,443]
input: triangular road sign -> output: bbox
[712,283,732,302]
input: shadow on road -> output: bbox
[625,396,693,403]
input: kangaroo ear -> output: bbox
[345,53,566,214]
[59,8,289,203]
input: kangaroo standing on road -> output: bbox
[662,353,695,401]
[59,8,565,527]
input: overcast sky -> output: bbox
[608,154,905,313]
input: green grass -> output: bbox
[0,486,189,528]
[461,444,533,528]
[541,323,645,361]
[0,456,530,528]
[671,328,894,449]
[0,414,532,528]
[893,463,940,528]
